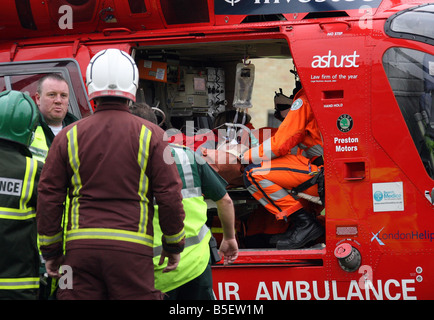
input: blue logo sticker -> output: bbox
[291,98,303,111]
[374,191,383,202]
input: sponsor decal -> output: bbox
[371,227,434,246]
[372,182,404,212]
[216,0,383,15]
[337,114,353,133]
[334,136,358,152]
[312,50,360,69]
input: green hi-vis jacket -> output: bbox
[153,144,227,293]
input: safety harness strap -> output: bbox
[290,166,325,205]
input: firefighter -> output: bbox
[37,49,185,300]
[131,102,238,300]
[243,85,324,249]
[0,90,43,299]
[30,73,78,162]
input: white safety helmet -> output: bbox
[86,49,139,102]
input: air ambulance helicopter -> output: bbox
[0,0,433,300]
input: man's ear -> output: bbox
[35,92,41,107]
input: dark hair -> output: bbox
[130,102,157,124]
[36,73,69,94]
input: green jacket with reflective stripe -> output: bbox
[153,144,211,293]
[0,140,42,297]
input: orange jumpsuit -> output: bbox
[243,88,323,220]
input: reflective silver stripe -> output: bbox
[258,179,290,201]
[0,208,35,220]
[172,147,194,188]
[247,185,258,194]
[137,126,152,234]
[258,179,274,189]
[257,197,269,207]
[247,185,269,206]
[304,144,324,159]
[269,188,290,201]
[19,157,37,210]
[66,228,153,247]
[171,146,203,198]
[181,187,202,199]
[163,228,186,244]
[28,146,48,159]
[39,232,63,246]
[0,158,37,220]
[0,277,39,290]
[153,224,210,257]
[67,126,82,230]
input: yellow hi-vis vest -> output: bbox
[153,144,211,293]
[29,126,49,163]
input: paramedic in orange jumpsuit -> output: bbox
[242,86,324,249]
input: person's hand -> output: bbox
[159,250,181,273]
[219,238,239,265]
[45,256,65,279]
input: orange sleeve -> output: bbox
[243,89,310,164]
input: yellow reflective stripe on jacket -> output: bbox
[61,125,156,248]
[66,126,82,230]
[19,157,37,210]
[38,232,63,247]
[163,228,186,245]
[0,277,39,290]
[66,228,154,247]
[137,126,152,235]
[0,157,37,220]
[0,208,36,220]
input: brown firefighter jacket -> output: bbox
[37,102,185,259]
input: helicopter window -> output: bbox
[160,0,210,25]
[0,59,92,119]
[0,77,5,92]
[382,47,434,178]
[385,4,434,46]
[128,0,147,14]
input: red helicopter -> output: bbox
[0,0,432,300]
